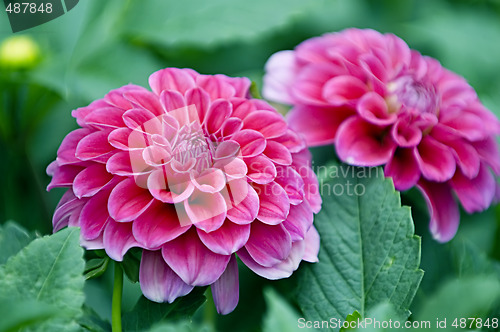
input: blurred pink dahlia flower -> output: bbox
[47,68,321,314]
[263,28,500,242]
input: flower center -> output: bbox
[388,75,439,114]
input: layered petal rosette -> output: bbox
[47,68,321,314]
[263,28,500,242]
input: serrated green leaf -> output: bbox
[296,161,423,331]
[120,0,320,48]
[0,228,85,332]
[122,287,207,332]
[0,221,35,265]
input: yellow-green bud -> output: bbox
[0,35,41,69]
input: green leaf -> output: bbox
[0,300,59,332]
[263,288,313,332]
[122,287,207,332]
[77,305,111,332]
[296,161,423,331]
[121,0,320,48]
[84,257,110,280]
[147,321,214,332]
[0,221,35,265]
[0,228,85,331]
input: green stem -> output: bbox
[112,262,123,332]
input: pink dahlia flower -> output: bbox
[47,68,321,314]
[263,28,500,242]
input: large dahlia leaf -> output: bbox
[0,228,85,332]
[296,161,423,329]
[0,221,34,265]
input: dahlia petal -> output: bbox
[140,250,194,303]
[205,100,232,134]
[451,164,496,213]
[108,178,154,222]
[149,68,196,95]
[80,189,111,240]
[148,169,194,204]
[391,117,422,147]
[185,88,211,122]
[220,75,251,98]
[161,229,231,286]
[300,166,322,214]
[104,84,147,110]
[184,190,227,231]
[103,220,139,261]
[108,127,133,150]
[262,50,297,104]
[196,75,235,100]
[214,140,241,160]
[84,107,125,129]
[441,111,486,141]
[46,162,82,190]
[242,110,287,139]
[282,201,313,241]
[72,164,113,198]
[292,63,346,105]
[335,116,396,166]
[159,90,186,113]
[214,157,247,180]
[125,90,164,116]
[72,99,109,127]
[122,108,161,135]
[237,240,303,280]
[107,151,149,176]
[254,182,290,225]
[143,145,171,167]
[57,128,92,165]
[287,105,354,147]
[191,168,226,193]
[244,222,292,267]
[471,137,500,175]
[417,180,459,243]
[322,75,368,105]
[384,148,420,191]
[133,201,190,249]
[414,136,456,182]
[246,155,277,184]
[197,221,251,255]
[302,226,320,263]
[231,99,256,120]
[275,166,305,205]
[264,141,292,165]
[80,233,104,250]
[357,92,397,126]
[271,129,306,153]
[52,190,81,232]
[220,117,243,138]
[75,130,114,162]
[222,180,260,225]
[231,129,266,157]
[211,254,239,315]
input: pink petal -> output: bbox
[132,201,191,249]
[83,107,125,129]
[219,75,250,98]
[451,164,496,213]
[52,190,83,232]
[222,180,260,225]
[282,201,313,241]
[254,182,290,225]
[108,127,133,150]
[46,162,83,190]
[357,92,397,126]
[75,130,114,162]
[271,129,306,153]
[302,226,320,263]
[72,164,113,198]
[196,75,236,100]
[384,148,420,191]
[220,117,243,138]
[214,157,247,180]
[264,141,292,165]
[237,240,304,280]
[185,88,211,123]
[322,75,368,105]
[159,90,186,113]
[262,50,297,104]
[472,137,500,175]
[211,254,239,315]
[246,155,277,184]
[161,229,231,286]
[287,105,354,147]
[122,108,161,134]
[441,111,486,141]
[244,222,292,267]
[56,128,92,165]
[80,233,104,250]
[391,117,422,147]
[184,191,227,232]
[147,169,194,204]
[125,90,164,116]
[275,166,304,205]
[103,220,139,261]
[198,222,250,255]
[417,180,459,243]
[205,100,232,134]
[140,250,194,303]
[232,129,266,157]
[149,68,196,95]
[104,84,147,110]
[242,110,287,139]
[190,168,226,193]
[80,189,111,240]
[414,136,456,182]
[336,116,396,166]
[108,178,154,222]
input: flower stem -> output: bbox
[112,262,123,332]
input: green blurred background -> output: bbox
[1,0,500,330]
